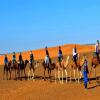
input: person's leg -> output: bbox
[84,71,88,89]
[30,60,32,67]
[84,82,87,89]
[73,55,76,61]
[74,55,77,65]
[49,58,51,64]
[58,57,61,66]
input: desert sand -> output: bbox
[0,44,100,100]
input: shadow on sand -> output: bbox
[88,83,100,89]
[87,76,100,89]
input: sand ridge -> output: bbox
[0,44,94,65]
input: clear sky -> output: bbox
[0,0,100,54]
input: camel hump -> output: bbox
[66,56,70,60]
[65,56,70,66]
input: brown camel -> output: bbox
[69,54,83,83]
[3,60,12,80]
[55,56,70,84]
[89,55,99,82]
[42,61,56,81]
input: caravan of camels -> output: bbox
[2,40,100,89]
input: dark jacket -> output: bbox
[30,54,34,61]
[19,54,22,61]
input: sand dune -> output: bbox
[0,44,94,65]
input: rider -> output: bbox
[12,52,16,64]
[95,40,100,63]
[45,46,51,66]
[19,52,23,64]
[4,54,8,66]
[30,50,34,67]
[73,45,78,64]
[45,46,49,57]
[58,46,63,65]
[45,55,49,66]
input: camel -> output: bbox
[3,60,12,80]
[3,60,28,80]
[89,54,99,82]
[10,60,19,80]
[17,60,29,80]
[42,60,56,81]
[27,60,39,80]
[69,54,83,83]
[55,56,70,84]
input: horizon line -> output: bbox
[0,43,95,55]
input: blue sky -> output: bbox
[0,0,100,53]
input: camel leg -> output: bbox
[10,68,13,80]
[28,70,30,80]
[50,69,51,81]
[88,67,93,84]
[61,69,64,84]
[79,71,82,83]
[48,69,50,79]
[30,68,32,80]
[30,69,31,80]
[18,67,20,80]
[94,68,97,81]
[9,69,11,80]
[17,69,19,80]
[70,70,72,83]
[3,68,5,80]
[24,69,26,79]
[65,69,68,83]
[18,70,19,80]
[73,69,77,83]
[8,70,10,80]
[55,69,57,83]
[48,69,51,81]
[80,71,82,79]
[44,69,46,81]
[77,68,80,84]
[32,69,35,81]
[14,69,16,80]
[58,69,61,83]
[6,70,8,80]
[20,70,23,80]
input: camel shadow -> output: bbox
[88,76,100,81]
[88,83,100,89]
[87,76,100,89]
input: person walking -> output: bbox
[82,56,89,89]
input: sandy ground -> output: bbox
[0,44,100,100]
[0,56,100,100]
